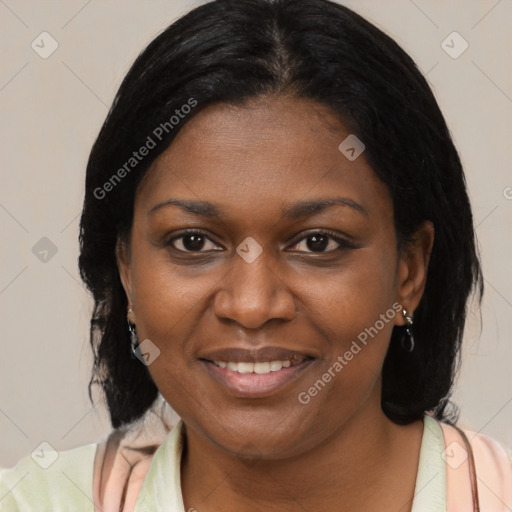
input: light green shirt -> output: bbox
[0,414,446,511]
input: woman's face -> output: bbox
[118,95,431,458]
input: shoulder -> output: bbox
[94,402,175,512]
[0,398,177,512]
[0,443,97,512]
[438,419,512,510]
[442,421,512,478]
[464,427,512,489]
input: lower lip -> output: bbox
[201,360,314,398]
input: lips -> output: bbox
[200,346,312,365]
[199,346,315,398]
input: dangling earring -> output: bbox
[401,308,415,352]
[127,306,139,357]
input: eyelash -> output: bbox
[166,229,354,254]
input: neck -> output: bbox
[180,395,424,512]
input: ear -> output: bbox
[395,221,434,326]
[116,236,134,307]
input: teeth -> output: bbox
[237,362,254,374]
[269,361,283,371]
[254,362,270,374]
[213,360,295,374]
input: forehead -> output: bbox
[135,95,392,225]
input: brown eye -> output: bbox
[288,231,352,253]
[168,231,222,252]
[305,234,330,252]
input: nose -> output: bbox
[213,249,296,330]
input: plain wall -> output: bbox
[1,0,511,467]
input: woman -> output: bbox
[1,0,511,510]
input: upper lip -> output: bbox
[199,346,314,364]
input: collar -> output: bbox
[134,414,446,511]
[410,414,447,511]
[134,419,186,511]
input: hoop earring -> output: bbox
[401,308,415,353]
[127,307,139,356]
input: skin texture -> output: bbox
[117,95,434,512]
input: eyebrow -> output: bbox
[282,197,368,220]
[148,196,368,219]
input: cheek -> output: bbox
[128,244,218,361]
[307,244,398,339]
[298,247,399,398]
[128,258,217,411]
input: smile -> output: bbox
[201,357,314,398]
[212,360,294,374]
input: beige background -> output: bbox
[1,0,511,467]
